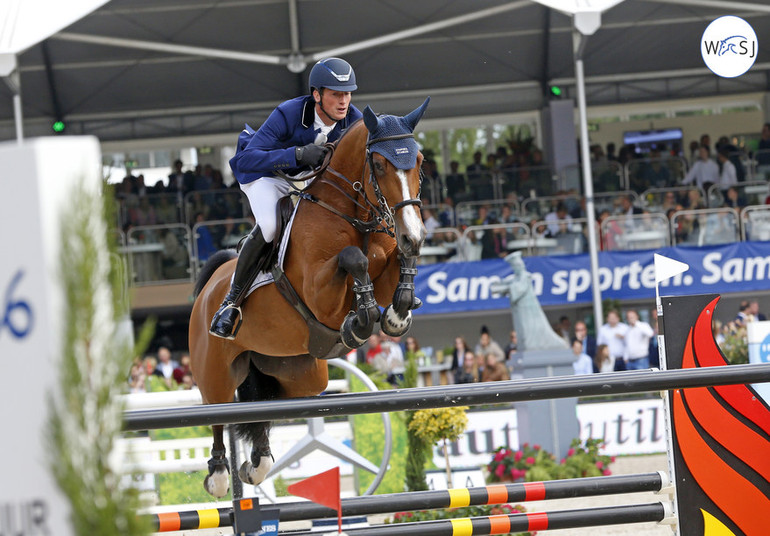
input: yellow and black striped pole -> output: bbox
[149,507,231,532]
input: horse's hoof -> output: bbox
[381,305,412,337]
[340,312,369,349]
[203,466,230,498]
[238,455,273,486]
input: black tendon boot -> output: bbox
[209,226,270,339]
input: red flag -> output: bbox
[287,467,342,532]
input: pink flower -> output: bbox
[494,451,506,462]
[611,456,616,463]
[495,464,506,478]
[602,469,612,476]
[522,442,529,448]
[566,448,575,457]
[526,457,536,465]
[514,451,523,462]
[560,458,566,464]
[533,444,541,450]
[596,461,603,469]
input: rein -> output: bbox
[286,132,423,239]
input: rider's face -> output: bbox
[315,89,352,124]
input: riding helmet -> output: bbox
[308,58,357,93]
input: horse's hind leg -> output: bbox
[338,246,381,348]
[204,424,230,498]
[235,356,278,486]
[382,255,419,337]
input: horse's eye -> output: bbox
[374,161,385,173]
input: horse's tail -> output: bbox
[193,249,237,297]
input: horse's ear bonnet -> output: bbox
[364,97,430,170]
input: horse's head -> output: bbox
[362,98,430,258]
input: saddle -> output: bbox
[267,196,348,360]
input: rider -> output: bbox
[209,57,363,339]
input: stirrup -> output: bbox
[209,303,244,340]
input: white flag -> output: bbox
[654,253,689,284]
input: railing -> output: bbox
[454,199,521,227]
[123,224,194,285]
[520,191,639,220]
[560,161,625,192]
[625,156,688,193]
[113,203,770,285]
[640,186,707,213]
[600,213,670,251]
[706,180,769,209]
[670,207,740,247]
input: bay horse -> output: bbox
[189,98,429,497]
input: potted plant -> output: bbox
[408,406,468,487]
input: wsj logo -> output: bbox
[2,270,34,339]
[703,36,756,58]
[701,16,758,78]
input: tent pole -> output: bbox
[573,31,603,330]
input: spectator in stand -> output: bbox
[503,330,518,361]
[648,310,660,369]
[597,310,629,371]
[404,336,428,365]
[194,212,217,262]
[716,147,738,191]
[734,300,752,328]
[756,123,770,178]
[544,202,573,237]
[594,344,613,373]
[606,142,617,161]
[128,358,147,393]
[454,352,478,384]
[421,207,441,241]
[155,346,179,383]
[688,140,701,165]
[622,309,655,370]
[173,354,193,385]
[444,160,467,203]
[365,332,383,365]
[571,339,594,375]
[716,136,745,182]
[749,300,766,321]
[167,159,195,198]
[682,145,719,191]
[722,186,745,209]
[554,316,572,345]
[465,151,487,184]
[450,336,471,382]
[475,325,505,363]
[481,353,510,382]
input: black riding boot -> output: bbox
[209,226,270,339]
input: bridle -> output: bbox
[288,131,423,240]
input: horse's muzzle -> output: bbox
[398,229,425,258]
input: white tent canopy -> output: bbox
[0,0,768,142]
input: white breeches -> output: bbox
[239,176,295,242]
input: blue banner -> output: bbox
[414,242,770,315]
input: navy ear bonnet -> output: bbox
[363,97,430,170]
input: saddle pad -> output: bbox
[243,199,301,297]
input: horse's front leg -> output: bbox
[381,255,421,337]
[204,424,230,498]
[338,246,381,349]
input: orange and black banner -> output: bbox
[149,507,231,532]
[662,294,770,536]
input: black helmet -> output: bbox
[308,58,357,93]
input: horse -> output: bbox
[189,98,430,497]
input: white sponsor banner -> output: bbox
[577,399,667,456]
[267,399,666,480]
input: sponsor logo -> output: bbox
[701,15,757,78]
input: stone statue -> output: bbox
[491,251,568,352]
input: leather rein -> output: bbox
[281,132,423,239]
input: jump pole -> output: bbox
[144,471,667,530]
[286,502,669,536]
[124,363,770,431]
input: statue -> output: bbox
[491,251,568,352]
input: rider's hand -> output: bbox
[295,143,328,168]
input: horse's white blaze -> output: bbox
[396,170,423,240]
